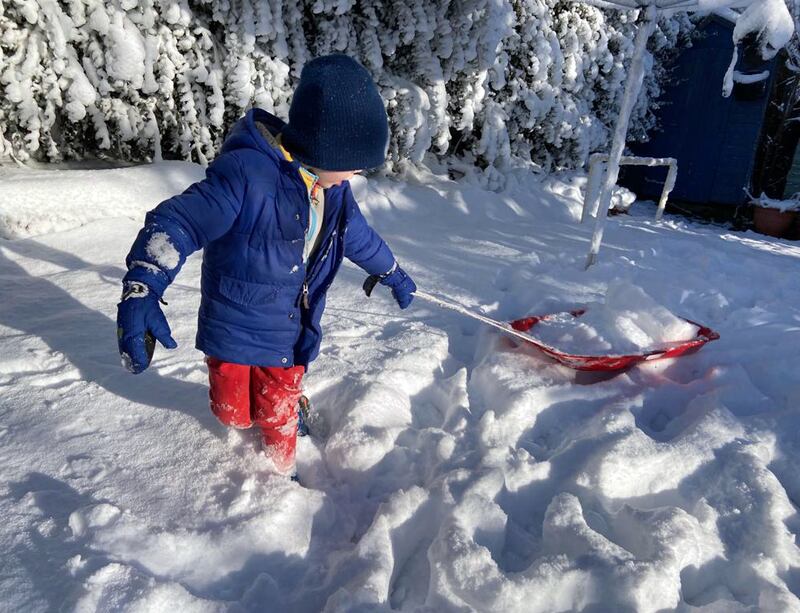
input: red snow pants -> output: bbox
[206,357,305,475]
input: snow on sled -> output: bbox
[411,284,720,373]
[508,309,720,372]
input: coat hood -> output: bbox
[220,109,301,172]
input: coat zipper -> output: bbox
[297,187,344,312]
[299,217,340,312]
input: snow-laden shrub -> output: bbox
[1,0,220,162]
[0,0,692,180]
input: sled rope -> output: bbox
[413,290,558,349]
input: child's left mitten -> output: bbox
[380,265,417,309]
[116,281,177,374]
[362,263,417,309]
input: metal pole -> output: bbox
[656,159,678,220]
[585,4,658,268]
[581,153,606,223]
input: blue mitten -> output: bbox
[117,281,177,374]
[380,265,417,309]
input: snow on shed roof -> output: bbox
[578,0,794,61]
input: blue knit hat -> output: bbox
[281,55,389,171]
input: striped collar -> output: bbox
[278,140,319,195]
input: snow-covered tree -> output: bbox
[0,0,230,162]
[751,0,800,198]
[0,0,693,182]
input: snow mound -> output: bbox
[0,162,204,239]
[529,280,698,355]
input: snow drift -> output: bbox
[0,162,798,611]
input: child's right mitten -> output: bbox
[116,281,177,374]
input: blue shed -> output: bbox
[621,15,780,208]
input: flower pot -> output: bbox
[753,206,796,239]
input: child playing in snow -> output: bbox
[116,55,416,477]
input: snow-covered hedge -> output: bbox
[0,0,691,180]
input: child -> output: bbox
[116,55,416,478]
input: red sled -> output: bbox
[509,309,720,372]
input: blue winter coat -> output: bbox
[123,108,395,367]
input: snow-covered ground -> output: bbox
[1,162,799,612]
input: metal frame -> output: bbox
[579,0,706,11]
[584,5,659,268]
[581,153,678,223]
[576,0,780,267]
